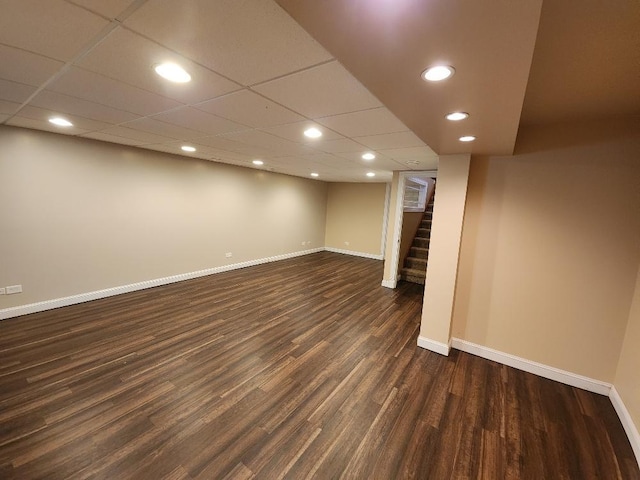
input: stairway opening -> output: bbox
[399,181,435,285]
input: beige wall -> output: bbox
[0,126,328,309]
[615,264,640,443]
[324,182,387,257]
[452,119,640,382]
[398,212,423,267]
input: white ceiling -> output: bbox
[0,0,440,182]
[4,0,637,182]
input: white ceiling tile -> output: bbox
[196,90,303,128]
[219,130,316,156]
[0,79,38,104]
[6,115,90,135]
[335,155,406,172]
[395,156,440,171]
[0,44,64,87]
[293,153,356,168]
[0,0,109,61]
[16,105,113,131]
[151,107,248,136]
[146,142,255,166]
[121,117,207,141]
[308,138,368,154]
[352,131,427,151]
[188,135,263,154]
[94,126,175,144]
[316,108,408,138]
[81,131,147,146]
[334,150,393,164]
[49,67,183,116]
[378,146,439,161]
[142,142,205,157]
[77,29,241,104]
[31,90,139,124]
[253,61,382,118]
[0,100,21,115]
[259,121,343,144]
[67,0,135,19]
[124,0,333,85]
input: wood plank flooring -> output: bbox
[0,252,638,479]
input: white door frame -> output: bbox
[384,170,437,289]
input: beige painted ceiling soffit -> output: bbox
[276,0,543,156]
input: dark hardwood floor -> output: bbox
[0,252,638,479]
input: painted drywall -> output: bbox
[398,212,422,268]
[452,119,640,382]
[324,182,386,257]
[0,126,328,309]
[382,171,402,283]
[615,264,640,446]
[420,155,470,346]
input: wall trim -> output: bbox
[381,279,397,289]
[610,386,640,469]
[417,335,451,356]
[451,338,612,396]
[0,248,324,321]
[324,247,383,261]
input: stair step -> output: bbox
[410,246,429,259]
[416,228,430,238]
[400,268,426,285]
[404,257,427,271]
[420,220,432,228]
[413,238,430,248]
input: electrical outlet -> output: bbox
[6,285,22,294]
[344,241,350,246]
[301,241,306,246]
[225,252,233,258]
[0,287,5,295]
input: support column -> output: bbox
[418,154,471,355]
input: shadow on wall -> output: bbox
[515,117,640,155]
[451,156,507,341]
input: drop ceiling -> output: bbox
[1,0,638,182]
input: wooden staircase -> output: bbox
[400,196,434,285]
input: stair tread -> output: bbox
[405,256,427,264]
[401,267,427,275]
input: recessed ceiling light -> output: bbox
[48,116,73,127]
[446,112,469,121]
[362,152,376,161]
[303,127,322,139]
[459,135,476,142]
[422,65,455,82]
[311,172,319,177]
[366,172,376,178]
[252,160,264,165]
[181,145,196,152]
[154,62,191,83]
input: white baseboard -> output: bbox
[417,335,451,356]
[381,279,397,289]
[0,248,324,320]
[324,247,383,261]
[451,338,612,396]
[610,386,640,469]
